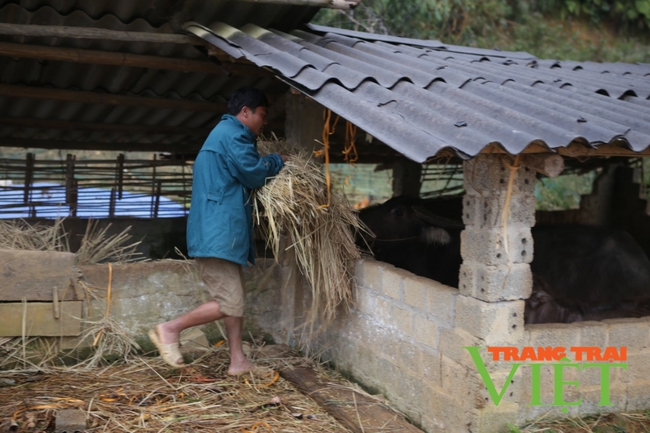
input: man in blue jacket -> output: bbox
[149,87,285,375]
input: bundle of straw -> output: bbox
[0,219,67,251]
[254,139,366,333]
[0,219,143,265]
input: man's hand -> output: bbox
[280,154,289,163]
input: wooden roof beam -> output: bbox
[0,117,213,136]
[0,83,226,112]
[0,137,202,153]
[0,41,267,75]
[0,116,285,136]
[0,23,207,45]
[232,0,360,9]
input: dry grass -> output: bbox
[254,139,367,340]
[0,219,68,251]
[0,345,350,433]
[513,411,650,433]
[75,220,143,265]
[0,218,142,265]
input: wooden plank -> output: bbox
[0,116,212,136]
[0,302,82,337]
[0,137,203,152]
[0,84,226,112]
[280,366,424,433]
[0,23,206,45]
[0,250,80,301]
[0,41,268,76]
[0,41,227,74]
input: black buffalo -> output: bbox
[358,196,650,324]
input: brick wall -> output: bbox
[310,257,650,433]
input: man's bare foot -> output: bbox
[149,323,184,368]
[227,359,255,376]
[156,323,179,345]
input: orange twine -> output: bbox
[241,421,272,433]
[314,109,339,209]
[93,262,113,346]
[343,121,358,165]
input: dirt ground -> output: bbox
[0,343,418,433]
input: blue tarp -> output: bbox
[0,183,187,218]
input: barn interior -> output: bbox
[2,1,650,432]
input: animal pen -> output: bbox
[1,1,650,433]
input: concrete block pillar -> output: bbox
[456,153,537,432]
[459,154,536,341]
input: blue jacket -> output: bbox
[187,114,283,265]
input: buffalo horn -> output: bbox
[413,206,465,229]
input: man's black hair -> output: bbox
[227,87,269,115]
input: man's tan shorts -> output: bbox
[195,257,246,317]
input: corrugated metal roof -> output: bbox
[185,21,650,162]
[0,1,319,151]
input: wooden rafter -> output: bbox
[0,23,206,45]
[0,116,284,134]
[0,83,226,112]
[0,41,255,74]
[0,117,213,136]
[0,137,202,153]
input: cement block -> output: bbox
[413,313,439,348]
[606,318,650,351]
[574,321,608,347]
[619,351,650,384]
[626,380,650,411]
[440,355,483,410]
[463,154,537,198]
[461,227,534,266]
[463,192,537,230]
[526,323,581,349]
[421,349,442,385]
[403,276,430,310]
[475,369,524,409]
[391,305,413,335]
[353,285,376,317]
[454,295,525,343]
[381,265,405,300]
[475,404,521,433]
[418,384,476,433]
[426,283,458,325]
[577,384,627,415]
[396,338,423,374]
[355,258,383,291]
[439,327,481,369]
[373,296,393,329]
[459,261,532,302]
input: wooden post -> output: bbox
[392,158,422,198]
[153,182,162,218]
[24,152,34,204]
[285,91,324,154]
[109,187,116,218]
[116,154,124,200]
[65,153,75,208]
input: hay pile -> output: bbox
[0,345,350,432]
[0,219,142,264]
[254,139,366,332]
